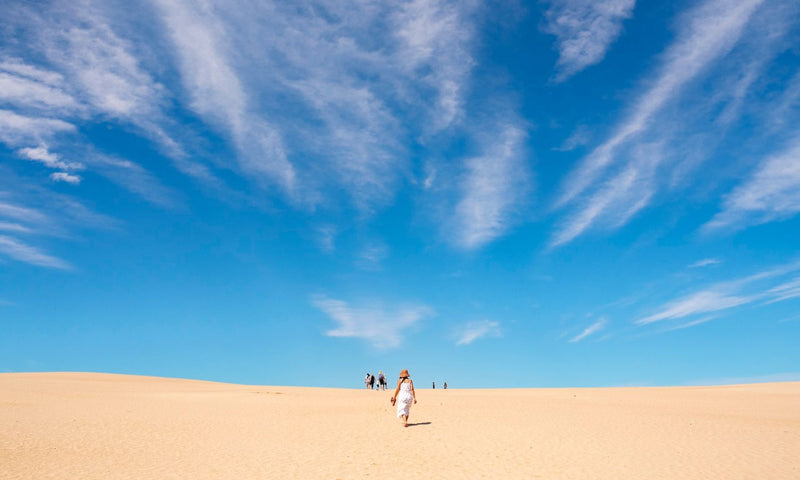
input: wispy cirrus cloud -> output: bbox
[3,0,529,272]
[455,319,501,345]
[87,152,181,209]
[554,125,591,152]
[689,258,722,268]
[0,199,50,227]
[544,0,636,81]
[0,166,117,267]
[569,317,607,342]
[151,0,485,213]
[663,315,716,332]
[765,277,800,304]
[0,234,70,270]
[151,0,296,194]
[0,61,78,111]
[393,0,476,131]
[550,0,785,247]
[637,290,751,325]
[312,295,434,349]
[0,109,75,146]
[557,0,765,207]
[1,2,183,161]
[16,146,84,171]
[636,260,800,326]
[0,222,32,233]
[0,1,190,253]
[356,242,389,271]
[449,124,531,250]
[704,137,800,232]
[50,172,81,185]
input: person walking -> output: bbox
[390,369,417,427]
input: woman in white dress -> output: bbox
[390,369,417,427]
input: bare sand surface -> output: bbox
[1,373,798,479]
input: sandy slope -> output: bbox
[1,373,798,479]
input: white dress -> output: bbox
[396,381,413,417]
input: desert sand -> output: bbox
[1,373,798,479]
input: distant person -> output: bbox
[365,372,371,390]
[378,371,386,390]
[390,369,417,427]
[432,381,435,389]
[369,373,376,390]
[443,381,447,389]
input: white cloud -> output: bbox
[313,295,434,349]
[1,2,218,189]
[0,222,32,233]
[664,316,716,331]
[637,260,800,326]
[451,125,531,249]
[316,225,337,253]
[152,0,295,193]
[765,277,800,304]
[0,109,76,146]
[0,59,64,86]
[50,172,82,184]
[689,258,722,268]
[17,146,84,171]
[284,77,402,210]
[149,0,484,213]
[569,317,607,342]
[87,153,180,208]
[0,234,70,269]
[356,243,389,270]
[422,165,437,190]
[551,142,660,247]
[52,21,163,119]
[637,290,751,325]
[705,137,800,232]
[553,125,591,152]
[455,320,501,345]
[0,69,78,111]
[770,69,800,129]
[2,0,524,260]
[544,0,636,81]
[393,0,475,130]
[552,0,766,245]
[0,201,50,226]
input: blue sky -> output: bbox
[2,0,799,388]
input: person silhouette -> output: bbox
[390,369,417,427]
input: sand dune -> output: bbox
[1,372,798,479]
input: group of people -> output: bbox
[365,372,448,391]
[364,371,388,390]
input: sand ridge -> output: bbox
[1,372,798,479]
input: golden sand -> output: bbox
[1,373,798,479]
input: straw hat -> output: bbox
[399,369,410,378]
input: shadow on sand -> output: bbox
[406,422,431,427]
